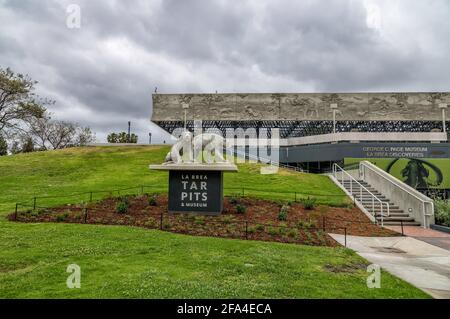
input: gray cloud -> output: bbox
[1,0,449,142]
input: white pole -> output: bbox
[330,104,338,134]
[439,103,447,133]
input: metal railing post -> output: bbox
[245,221,248,240]
[15,203,18,220]
[344,228,347,247]
[33,197,36,210]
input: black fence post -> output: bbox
[322,216,326,231]
[89,192,93,202]
[245,221,248,240]
[242,188,245,197]
[160,212,163,230]
[401,220,404,236]
[84,208,88,223]
[33,197,36,210]
[344,228,347,247]
[15,203,18,220]
[294,192,297,202]
[141,185,144,194]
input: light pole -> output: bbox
[182,102,189,131]
[330,103,338,134]
[439,103,447,133]
[149,132,152,144]
[127,121,131,143]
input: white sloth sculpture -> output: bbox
[164,132,228,164]
[164,131,193,164]
[193,133,227,163]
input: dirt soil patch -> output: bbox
[10,194,400,247]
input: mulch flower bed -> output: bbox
[9,194,400,247]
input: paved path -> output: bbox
[330,234,450,299]
[386,226,450,251]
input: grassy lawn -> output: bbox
[0,146,429,298]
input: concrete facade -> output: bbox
[152,92,450,121]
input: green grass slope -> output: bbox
[0,146,429,298]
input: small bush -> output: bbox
[267,227,278,236]
[304,230,314,244]
[222,215,234,224]
[301,197,317,210]
[148,194,158,206]
[116,199,128,214]
[236,204,246,214]
[287,228,298,238]
[56,213,69,222]
[278,205,289,221]
[194,216,205,225]
[278,226,287,235]
[297,220,316,229]
[435,199,450,227]
[255,224,265,231]
[247,226,257,234]
[229,196,240,205]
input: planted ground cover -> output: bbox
[11,194,399,247]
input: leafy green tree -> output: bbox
[0,134,7,156]
[107,132,138,143]
[0,67,48,133]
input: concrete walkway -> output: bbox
[330,234,450,299]
[385,226,450,251]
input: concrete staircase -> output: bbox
[341,180,421,226]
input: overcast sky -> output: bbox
[1,0,449,143]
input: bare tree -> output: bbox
[20,114,95,151]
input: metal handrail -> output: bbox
[359,161,434,227]
[333,163,389,226]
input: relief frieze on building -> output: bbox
[152,92,448,121]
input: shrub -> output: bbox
[278,226,287,235]
[267,227,278,236]
[435,199,450,227]
[194,216,205,225]
[287,228,298,238]
[300,197,317,210]
[247,226,257,234]
[56,213,68,222]
[222,215,234,224]
[255,224,265,231]
[278,205,289,221]
[148,194,158,206]
[304,230,314,244]
[297,220,316,229]
[236,204,246,214]
[116,199,129,214]
[229,196,240,205]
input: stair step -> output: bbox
[380,221,421,226]
[376,216,416,221]
[339,177,420,226]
